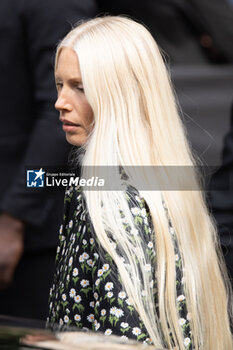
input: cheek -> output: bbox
[73,94,94,128]
[82,102,94,126]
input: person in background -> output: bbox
[0,0,97,320]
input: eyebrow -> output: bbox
[55,76,83,84]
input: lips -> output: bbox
[60,118,81,133]
[60,118,80,127]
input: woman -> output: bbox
[47,16,233,350]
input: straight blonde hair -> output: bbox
[56,16,233,350]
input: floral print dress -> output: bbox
[47,185,192,349]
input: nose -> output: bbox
[55,92,72,112]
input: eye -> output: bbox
[75,85,84,93]
[56,82,63,90]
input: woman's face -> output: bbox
[55,48,94,146]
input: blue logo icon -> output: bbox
[27,168,45,187]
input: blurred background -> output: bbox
[0,0,232,327]
[98,0,233,166]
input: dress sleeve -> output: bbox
[47,186,97,330]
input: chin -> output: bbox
[66,134,86,146]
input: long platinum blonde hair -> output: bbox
[55,16,233,350]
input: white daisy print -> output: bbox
[73,268,78,277]
[115,308,124,318]
[90,301,95,308]
[64,315,69,323]
[74,295,82,303]
[82,239,87,245]
[102,264,109,271]
[90,238,94,245]
[105,282,114,291]
[74,314,81,321]
[101,309,106,316]
[80,279,89,288]
[94,321,100,330]
[87,259,94,267]
[69,288,76,298]
[62,294,66,301]
[107,292,113,298]
[105,329,112,336]
[87,314,95,323]
[79,255,84,263]
[118,291,126,299]
[144,217,148,225]
[145,338,153,344]
[179,318,186,326]
[94,252,99,260]
[184,337,191,346]
[131,207,140,215]
[141,208,147,217]
[68,220,73,229]
[95,279,100,286]
[120,322,129,328]
[177,295,186,302]
[132,327,141,336]
[68,257,73,266]
[94,292,99,300]
[97,269,103,277]
[110,306,117,315]
[148,241,153,249]
[82,252,89,260]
